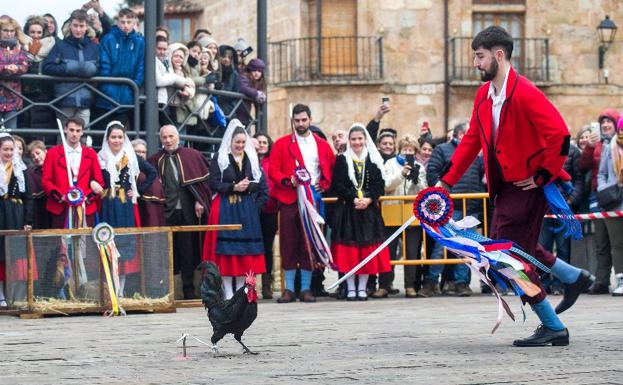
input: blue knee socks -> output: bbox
[551,258,581,284]
[300,269,312,291]
[532,299,565,331]
[285,269,296,292]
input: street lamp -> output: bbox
[597,15,617,69]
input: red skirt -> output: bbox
[119,205,142,275]
[331,243,391,275]
[202,195,266,277]
[0,258,39,281]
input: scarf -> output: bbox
[98,122,140,203]
[344,123,387,189]
[0,139,26,196]
[611,134,623,184]
[217,119,261,182]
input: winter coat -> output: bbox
[236,73,265,125]
[218,65,239,116]
[428,139,485,216]
[0,40,29,112]
[597,142,623,211]
[156,57,186,105]
[563,144,584,209]
[42,35,99,108]
[580,141,604,192]
[96,26,145,109]
[384,156,427,205]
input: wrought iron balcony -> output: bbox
[268,36,384,86]
[450,37,550,84]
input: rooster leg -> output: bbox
[210,344,219,355]
[235,334,258,355]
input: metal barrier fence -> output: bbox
[0,74,262,155]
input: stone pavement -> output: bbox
[0,294,621,385]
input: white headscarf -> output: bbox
[98,121,140,204]
[344,123,388,188]
[217,119,262,182]
[0,133,26,196]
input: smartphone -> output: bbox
[405,154,415,167]
[240,47,253,58]
[382,96,390,107]
[590,122,600,135]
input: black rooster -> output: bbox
[200,262,258,354]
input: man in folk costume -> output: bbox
[148,125,211,300]
[437,26,593,346]
[42,117,104,229]
[269,104,336,303]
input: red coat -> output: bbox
[442,67,570,189]
[41,145,104,215]
[269,133,336,205]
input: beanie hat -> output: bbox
[617,117,623,132]
[246,58,265,72]
[198,35,218,49]
[234,37,250,52]
[598,108,620,126]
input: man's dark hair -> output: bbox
[452,122,467,139]
[186,40,200,50]
[118,8,137,19]
[69,9,89,23]
[156,26,170,39]
[193,28,211,39]
[156,35,168,44]
[66,116,85,129]
[292,104,311,118]
[471,25,514,60]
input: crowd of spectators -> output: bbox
[0,6,621,305]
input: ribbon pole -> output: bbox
[327,215,417,290]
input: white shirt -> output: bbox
[487,67,511,134]
[296,132,320,185]
[65,144,82,182]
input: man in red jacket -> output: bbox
[42,116,104,228]
[438,26,593,346]
[269,104,335,303]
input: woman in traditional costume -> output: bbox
[202,119,267,299]
[0,134,33,306]
[330,124,390,301]
[98,121,157,297]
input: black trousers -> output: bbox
[166,209,200,295]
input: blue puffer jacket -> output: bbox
[96,26,144,109]
[42,35,99,108]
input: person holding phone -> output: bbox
[381,134,428,298]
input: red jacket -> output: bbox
[41,145,104,215]
[269,133,336,205]
[442,67,570,189]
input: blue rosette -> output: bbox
[92,222,115,245]
[66,186,85,207]
[413,186,454,227]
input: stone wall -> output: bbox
[194,0,623,140]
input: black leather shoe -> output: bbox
[555,269,594,314]
[512,324,569,347]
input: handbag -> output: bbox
[596,184,623,211]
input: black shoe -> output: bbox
[512,324,569,347]
[555,269,594,314]
[587,282,610,295]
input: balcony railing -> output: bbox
[269,36,383,85]
[450,37,550,83]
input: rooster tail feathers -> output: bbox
[200,262,225,308]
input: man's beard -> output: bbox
[480,59,498,82]
[295,126,309,135]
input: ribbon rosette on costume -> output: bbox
[294,166,312,185]
[413,186,454,227]
[92,223,125,316]
[66,186,85,206]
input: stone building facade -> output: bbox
[194,0,622,140]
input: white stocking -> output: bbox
[222,276,234,300]
[357,274,369,297]
[118,275,126,298]
[235,276,245,291]
[0,282,5,305]
[346,275,356,297]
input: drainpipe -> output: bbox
[443,0,450,134]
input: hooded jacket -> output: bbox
[42,34,99,108]
[96,26,145,109]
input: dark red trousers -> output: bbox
[278,203,314,270]
[490,182,556,305]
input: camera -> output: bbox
[382,96,390,107]
[404,154,420,182]
[240,47,253,58]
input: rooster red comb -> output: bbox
[245,271,256,286]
